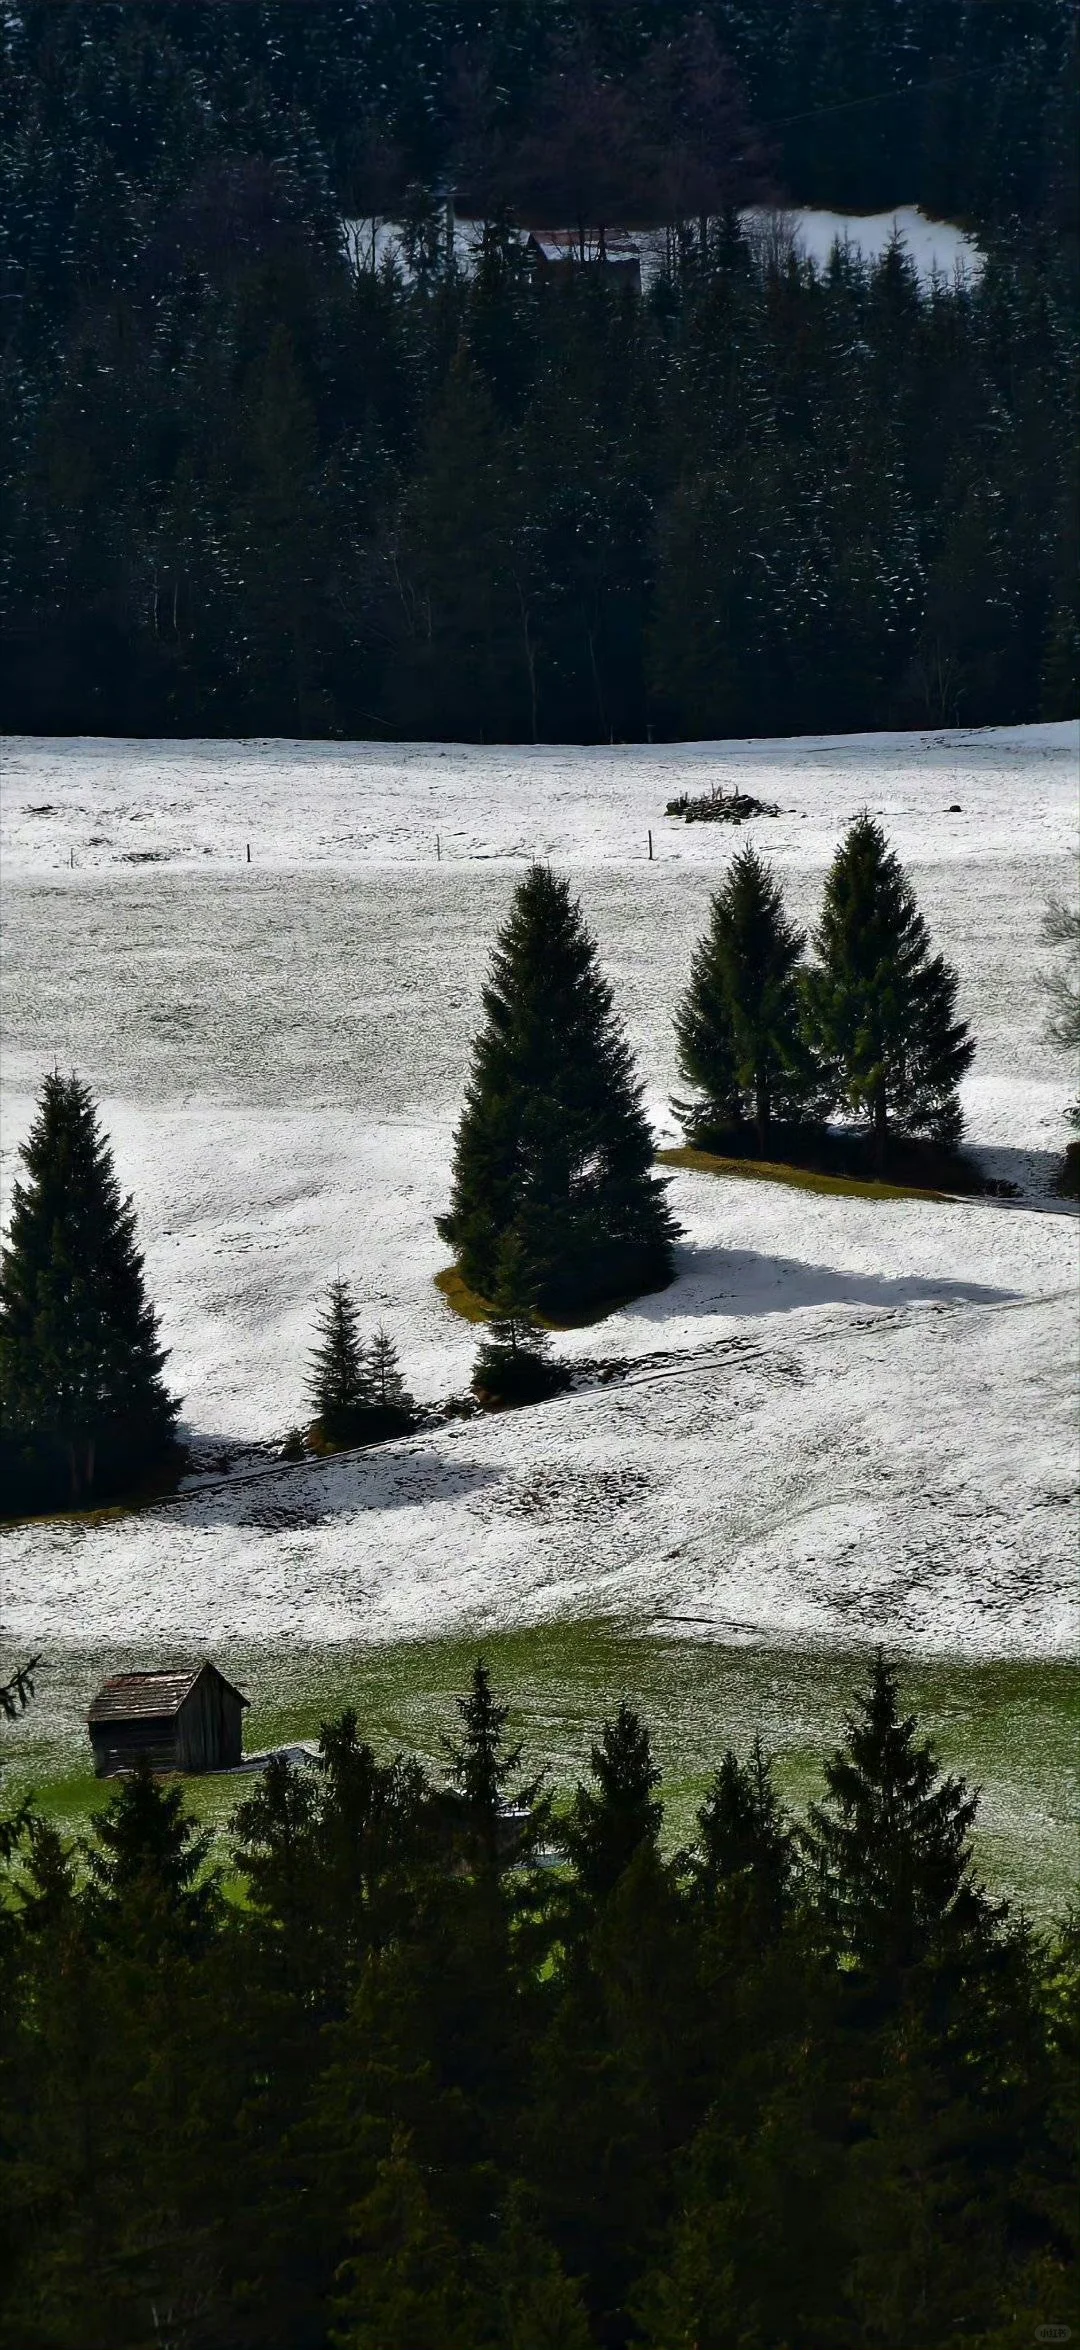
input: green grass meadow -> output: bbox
[5,1625,1076,1918]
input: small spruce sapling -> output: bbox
[472,1230,567,1406]
[365,1325,416,1434]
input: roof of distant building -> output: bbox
[525,230,641,264]
[88,1664,248,1724]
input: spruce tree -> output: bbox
[367,1326,411,1415]
[564,1702,663,1907]
[472,1229,566,1406]
[675,848,814,1152]
[330,2139,485,2350]
[441,1657,548,1873]
[85,1763,219,1950]
[489,2184,593,2350]
[439,865,678,1316]
[307,1277,370,1443]
[365,1325,417,1434]
[804,815,975,1165]
[0,1071,178,1507]
[690,1737,795,1929]
[806,1652,989,1985]
[1037,898,1080,1132]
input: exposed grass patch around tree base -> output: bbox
[659,1145,954,1204]
[664,1123,1018,1199]
[434,1263,673,1332]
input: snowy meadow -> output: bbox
[2,724,1077,1894]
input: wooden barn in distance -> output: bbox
[523,229,642,292]
[87,1662,248,1777]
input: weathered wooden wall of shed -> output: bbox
[176,1670,243,1770]
[90,1719,179,1777]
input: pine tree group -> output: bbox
[306,1281,415,1446]
[439,865,678,1317]
[2,1653,1074,2347]
[0,1072,178,1511]
[674,821,976,1176]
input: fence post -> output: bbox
[246,842,251,863]
[436,834,441,862]
[648,829,653,861]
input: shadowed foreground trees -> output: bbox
[1,1654,1074,2348]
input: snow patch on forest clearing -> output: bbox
[342,206,982,291]
[1,724,1076,1661]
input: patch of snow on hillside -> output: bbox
[342,206,981,290]
[1,725,1075,1660]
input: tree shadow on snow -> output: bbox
[172,1446,502,1531]
[966,1141,1076,1208]
[635,1246,1020,1323]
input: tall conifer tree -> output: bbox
[307,1277,370,1442]
[439,865,677,1315]
[806,1651,988,1983]
[690,1737,796,1928]
[0,1072,177,1506]
[804,815,974,1163]
[564,1702,663,1907]
[675,847,813,1151]
[441,1658,549,1873]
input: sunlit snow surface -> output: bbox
[1,724,1076,1658]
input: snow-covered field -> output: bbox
[1,724,1077,1668]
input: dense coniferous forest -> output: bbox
[1,1655,1076,2348]
[1,0,1076,739]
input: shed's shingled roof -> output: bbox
[87,1664,248,1725]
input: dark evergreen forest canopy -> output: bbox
[1,0,1076,739]
[1,1656,1075,2347]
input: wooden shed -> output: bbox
[524,229,642,292]
[87,1662,248,1777]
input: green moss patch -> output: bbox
[434,1264,659,1332]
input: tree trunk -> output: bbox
[755,1071,770,1158]
[872,1075,888,1171]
